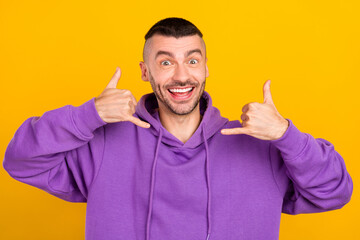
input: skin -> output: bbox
[94,34,289,143]
[94,67,150,129]
[221,79,289,140]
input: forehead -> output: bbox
[145,34,205,58]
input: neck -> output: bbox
[158,104,202,144]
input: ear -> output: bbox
[139,61,149,82]
[205,57,209,78]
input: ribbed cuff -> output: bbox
[270,118,309,160]
[71,97,107,138]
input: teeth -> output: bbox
[169,87,193,93]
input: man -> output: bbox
[3,17,353,240]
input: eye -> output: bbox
[189,59,198,64]
[161,60,171,66]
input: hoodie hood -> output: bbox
[135,91,228,240]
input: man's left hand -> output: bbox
[221,80,289,140]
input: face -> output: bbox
[140,34,209,116]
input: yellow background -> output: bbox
[0,0,359,239]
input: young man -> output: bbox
[3,17,353,240]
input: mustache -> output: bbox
[164,80,199,88]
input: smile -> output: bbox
[167,87,195,100]
[168,87,194,93]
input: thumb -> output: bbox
[127,116,151,129]
[263,79,274,105]
[106,67,121,89]
[221,127,251,136]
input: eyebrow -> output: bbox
[186,48,202,57]
[154,48,203,60]
[155,50,174,60]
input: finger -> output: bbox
[242,104,249,113]
[263,79,274,105]
[120,89,137,107]
[241,113,248,122]
[106,67,121,89]
[128,116,151,129]
[221,127,251,135]
[128,99,137,113]
[130,93,138,107]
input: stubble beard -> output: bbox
[149,71,206,116]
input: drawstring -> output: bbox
[146,128,163,240]
[202,124,211,240]
[145,126,211,240]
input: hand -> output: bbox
[94,67,150,128]
[221,80,289,140]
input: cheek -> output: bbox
[150,74,167,89]
[152,71,173,84]
[192,68,207,79]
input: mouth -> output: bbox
[167,86,195,100]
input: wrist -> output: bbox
[273,119,289,140]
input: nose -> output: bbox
[172,63,190,83]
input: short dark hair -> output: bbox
[144,17,203,40]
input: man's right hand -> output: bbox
[94,67,151,128]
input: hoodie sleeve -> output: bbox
[3,97,107,202]
[269,119,353,214]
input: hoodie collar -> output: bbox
[135,91,228,148]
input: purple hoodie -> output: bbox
[3,91,353,240]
